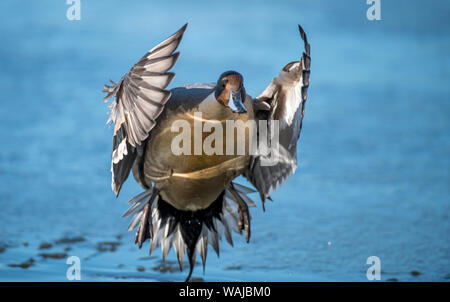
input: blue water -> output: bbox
[0,0,449,281]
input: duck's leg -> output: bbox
[230,184,251,243]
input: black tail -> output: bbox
[157,191,224,281]
[123,182,257,282]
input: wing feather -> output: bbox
[246,24,310,202]
[103,23,188,196]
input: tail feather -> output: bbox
[172,225,186,270]
[196,224,209,273]
[124,181,256,281]
[127,211,143,231]
[207,222,219,256]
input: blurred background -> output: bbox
[0,0,448,281]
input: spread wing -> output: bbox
[103,24,188,196]
[245,25,311,205]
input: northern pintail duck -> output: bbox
[103,23,311,281]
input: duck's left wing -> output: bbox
[245,25,311,205]
[103,24,187,196]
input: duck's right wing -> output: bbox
[245,25,311,206]
[103,24,187,196]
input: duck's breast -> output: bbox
[143,86,255,210]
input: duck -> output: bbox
[102,23,311,281]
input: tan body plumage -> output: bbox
[144,89,255,210]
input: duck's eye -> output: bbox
[222,83,226,89]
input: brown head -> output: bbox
[214,71,247,114]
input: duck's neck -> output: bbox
[198,91,232,120]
